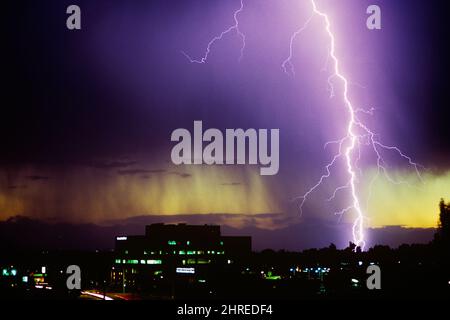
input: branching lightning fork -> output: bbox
[182,0,246,63]
[182,0,423,251]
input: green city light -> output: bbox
[197,259,211,265]
[265,271,281,280]
[168,240,177,245]
[127,260,139,264]
[186,258,211,265]
[265,275,282,280]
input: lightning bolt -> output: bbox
[292,0,422,251]
[181,0,246,63]
[182,0,423,251]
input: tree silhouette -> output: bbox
[435,198,450,244]
[433,198,450,269]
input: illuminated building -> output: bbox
[111,223,251,292]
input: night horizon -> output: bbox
[0,210,441,252]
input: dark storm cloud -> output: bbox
[169,172,192,178]
[87,160,138,169]
[26,175,50,181]
[221,182,242,186]
[8,185,28,189]
[116,169,190,178]
[117,168,166,175]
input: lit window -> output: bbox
[176,267,195,274]
[197,259,211,264]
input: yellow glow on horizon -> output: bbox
[0,165,280,223]
[362,169,450,228]
[1,166,449,230]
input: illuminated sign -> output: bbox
[116,236,127,241]
[176,267,195,274]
